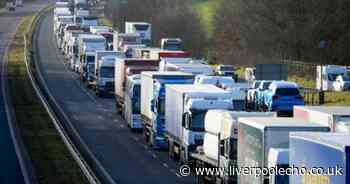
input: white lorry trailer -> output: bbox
[194,75,235,89]
[77,34,106,82]
[141,72,195,149]
[194,75,249,110]
[163,62,214,76]
[165,85,234,163]
[290,132,350,184]
[92,56,117,96]
[237,117,330,184]
[113,32,142,52]
[192,110,275,184]
[294,106,350,133]
[125,22,152,46]
[74,0,87,10]
[115,59,159,115]
[316,65,349,91]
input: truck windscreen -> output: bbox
[132,85,141,114]
[100,67,114,78]
[86,55,94,63]
[190,111,205,131]
[263,82,272,90]
[134,25,149,31]
[164,44,181,51]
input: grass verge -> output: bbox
[288,76,350,105]
[7,15,88,184]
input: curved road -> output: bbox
[0,1,50,183]
[35,11,195,184]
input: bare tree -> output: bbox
[213,0,350,65]
[104,0,207,57]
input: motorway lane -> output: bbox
[0,1,50,183]
[35,12,195,184]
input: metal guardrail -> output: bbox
[23,5,102,184]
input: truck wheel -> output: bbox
[116,103,122,114]
[144,129,150,144]
[96,89,101,97]
[149,134,154,148]
[173,144,180,161]
[168,140,175,159]
[179,149,186,165]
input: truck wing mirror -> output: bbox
[219,140,225,156]
[182,114,186,127]
[150,99,155,112]
[182,113,190,128]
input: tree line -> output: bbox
[104,0,207,58]
[104,0,350,65]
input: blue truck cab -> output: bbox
[141,72,195,149]
[263,81,304,116]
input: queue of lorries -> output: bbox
[53,1,350,184]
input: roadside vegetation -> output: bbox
[102,0,350,105]
[7,15,88,184]
[193,0,350,105]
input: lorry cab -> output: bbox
[141,72,195,149]
[194,75,235,89]
[163,63,214,76]
[255,80,274,108]
[247,80,262,109]
[125,75,142,130]
[78,34,106,80]
[334,75,350,91]
[160,38,183,51]
[81,16,98,29]
[81,51,96,82]
[317,65,348,91]
[94,56,116,96]
[74,9,89,25]
[165,85,234,163]
[268,148,289,184]
[67,31,85,70]
[123,44,146,58]
[125,22,152,46]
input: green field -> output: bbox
[288,76,350,105]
